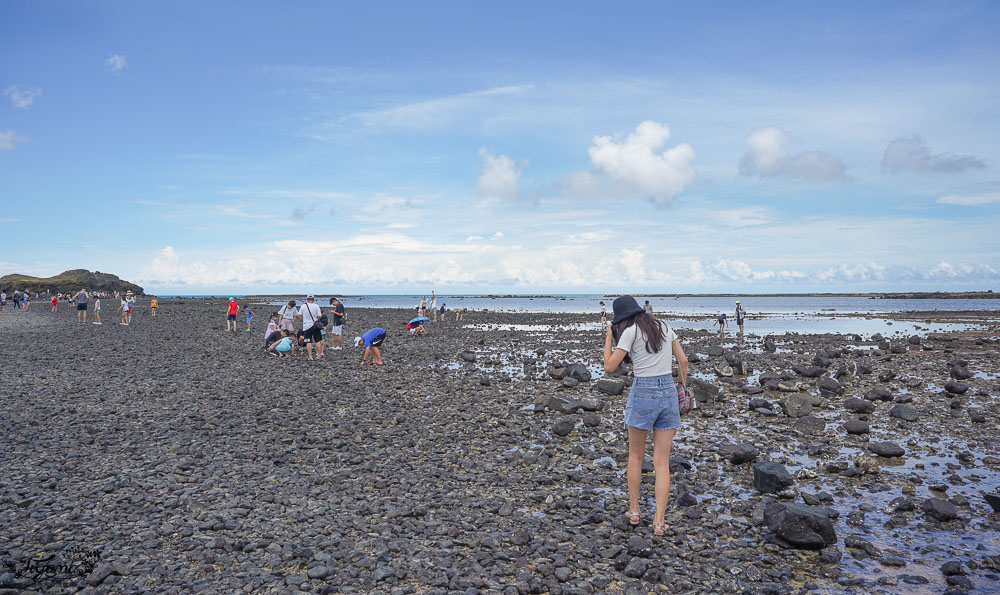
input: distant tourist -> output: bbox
[0,290,6,314]
[13,290,21,310]
[244,305,254,331]
[268,330,296,357]
[22,293,29,311]
[120,298,130,325]
[355,327,386,366]
[643,300,653,315]
[329,297,345,350]
[419,295,428,317]
[125,292,135,324]
[600,301,607,329]
[735,301,745,334]
[439,303,446,321]
[455,308,465,321]
[429,291,437,322]
[224,297,239,331]
[604,295,688,537]
[278,300,297,332]
[74,288,89,323]
[296,295,325,360]
[150,297,158,316]
[93,297,102,324]
[51,294,58,312]
[714,312,727,332]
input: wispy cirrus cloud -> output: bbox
[882,135,985,174]
[3,85,41,109]
[344,84,533,130]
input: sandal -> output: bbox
[653,522,665,536]
[627,510,640,526]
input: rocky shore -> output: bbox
[2,299,999,594]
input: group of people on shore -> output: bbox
[1,288,152,325]
[253,295,384,365]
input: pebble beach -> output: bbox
[2,298,1000,594]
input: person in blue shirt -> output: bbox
[267,330,296,357]
[354,327,386,366]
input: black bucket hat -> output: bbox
[611,296,644,325]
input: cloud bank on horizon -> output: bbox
[0,1,998,293]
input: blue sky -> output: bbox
[2,0,999,294]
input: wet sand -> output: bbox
[1,299,999,593]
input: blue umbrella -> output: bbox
[409,316,429,324]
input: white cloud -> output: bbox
[3,85,41,109]
[815,263,887,283]
[710,259,804,282]
[882,135,985,174]
[0,218,21,223]
[565,121,696,206]
[476,149,523,201]
[0,130,28,151]
[926,262,999,280]
[491,231,505,240]
[739,126,847,183]
[348,84,532,130]
[106,54,127,73]
[937,191,1000,206]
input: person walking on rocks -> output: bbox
[225,297,239,331]
[735,301,746,334]
[120,298,130,325]
[150,297,158,317]
[643,300,653,315]
[600,301,608,330]
[429,291,437,322]
[329,297,345,350]
[355,327,386,366]
[74,288,89,323]
[278,300,297,332]
[714,312,727,333]
[604,295,688,537]
[419,295,428,317]
[244,305,254,332]
[0,290,6,314]
[296,295,325,360]
[51,294,58,312]
[93,296,102,324]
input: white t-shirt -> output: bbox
[615,320,677,378]
[278,305,296,321]
[299,303,323,330]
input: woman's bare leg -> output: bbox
[626,426,648,515]
[652,428,677,526]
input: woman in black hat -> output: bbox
[603,295,688,536]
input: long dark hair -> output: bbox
[612,311,665,364]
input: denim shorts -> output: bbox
[624,374,681,431]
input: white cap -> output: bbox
[307,294,315,299]
[229,297,235,301]
[354,336,362,347]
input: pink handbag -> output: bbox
[676,383,695,415]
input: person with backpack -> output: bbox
[735,301,746,334]
[603,295,688,537]
[295,295,325,360]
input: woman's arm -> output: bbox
[603,325,628,374]
[672,339,688,386]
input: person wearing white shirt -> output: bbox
[295,295,325,360]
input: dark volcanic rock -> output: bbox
[868,442,905,458]
[764,501,837,550]
[728,443,759,465]
[552,417,575,437]
[781,395,814,418]
[547,396,582,414]
[792,364,826,378]
[753,461,794,494]
[595,377,624,395]
[889,404,919,422]
[950,365,973,380]
[580,395,605,411]
[984,493,1000,513]
[566,363,592,383]
[688,377,721,403]
[865,387,893,402]
[843,419,870,435]
[922,497,958,521]
[818,377,844,397]
[844,397,876,414]
[944,381,969,395]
